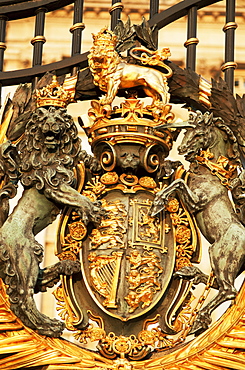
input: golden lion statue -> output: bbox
[88,28,172,107]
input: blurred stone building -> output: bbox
[3,0,245,343]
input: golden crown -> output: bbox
[84,98,175,155]
[91,27,118,47]
[34,75,77,108]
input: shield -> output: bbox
[56,171,200,336]
[80,189,175,321]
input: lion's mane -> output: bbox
[19,106,81,192]
[88,44,121,92]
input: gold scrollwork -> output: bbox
[2,272,245,369]
[61,235,83,255]
[57,250,78,261]
[138,176,157,189]
[68,221,87,240]
[83,173,159,196]
[196,150,237,190]
[74,310,106,343]
[113,336,132,355]
[101,171,119,185]
[166,197,179,213]
[84,176,106,196]
[76,325,106,343]
[120,173,138,186]
[173,293,195,333]
[166,198,196,270]
[129,46,173,77]
[100,332,150,360]
[53,285,78,331]
[61,217,87,255]
[59,212,87,256]
[74,311,162,360]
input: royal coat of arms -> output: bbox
[0,17,245,370]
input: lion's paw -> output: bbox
[77,199,105,225]
[11,298,65,337]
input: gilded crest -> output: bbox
[0,5,244,370]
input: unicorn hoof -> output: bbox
[190,314,211,336]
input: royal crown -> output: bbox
[91,27,118,48]
[34,75,77,108]
[83,98,176,157]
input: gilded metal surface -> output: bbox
[199,77,212,107]
[221,61,237,71]
[34,74,77,107]
[125,250,163,313]
[129,198,165,251]
[1,276,245,369]
[109,2,124,13]
[88,28,171,110]
[129,47,173,76]
[69,22,85,32]
[1,21,244,370]
[184,37,199,47]
[89,199,126,250]
[54,166,200,358]
[50,42,200,356]
[196,149,237,189]
[166,197,197,270]
[87,98,174,153]
[0,41,7,50]
[88,251,123,308]
[30,35,46,44]
[223,21,238,31]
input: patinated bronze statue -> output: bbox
[0,77,103,336]
[152,110,245,334]
[0,20,245,370]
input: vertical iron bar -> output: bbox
[222,0,237,92]
[31,7,47,89]
[110,0,123,31]
[184,6,199,71]
[150,0,159,18]
[31,7,46,67]
[70,0,85,56]
[0,15,7,105]
[150,0,159,48]
[0,16,7,72]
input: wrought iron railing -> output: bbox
[0,0,237,101]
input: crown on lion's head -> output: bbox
[34,75,77,108]
[91,27,118,48]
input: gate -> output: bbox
[0,1,244,370]
[0,0,237,97]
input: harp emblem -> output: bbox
[88,251,123,308]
